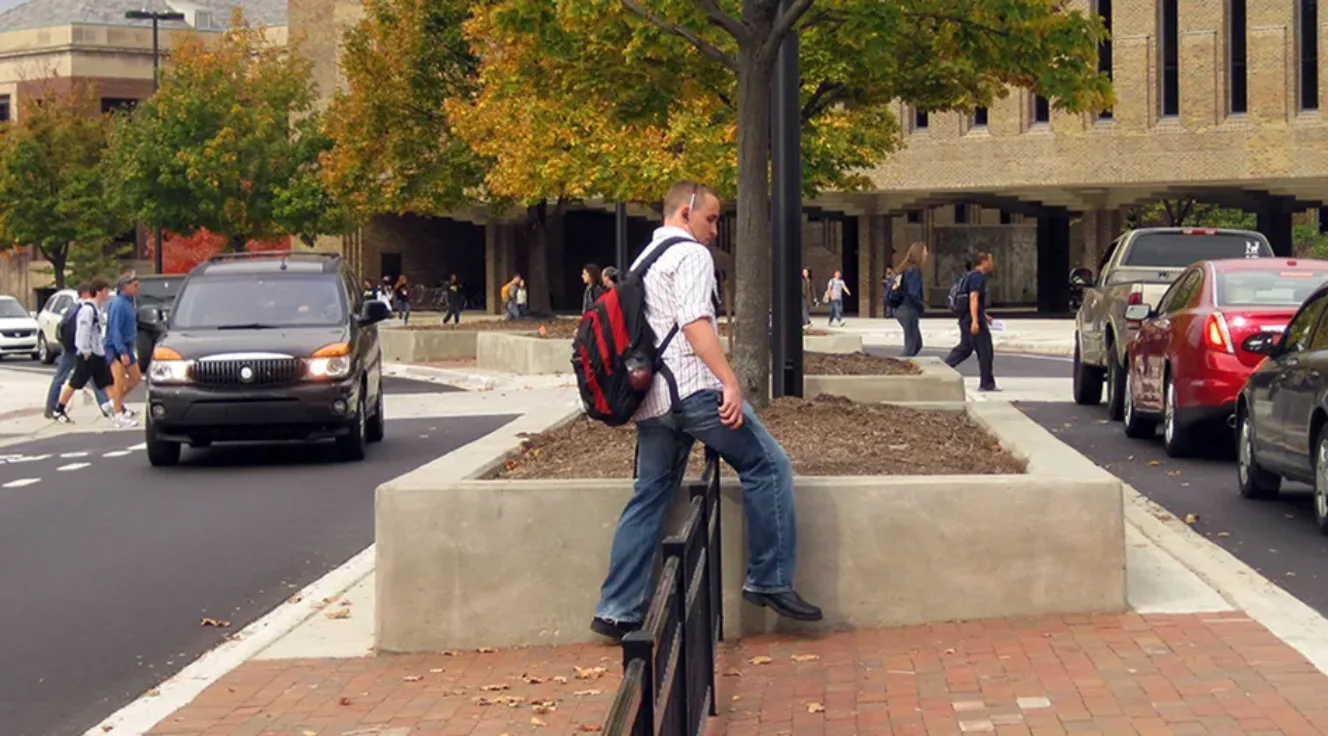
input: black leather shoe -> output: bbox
[590,616,641,642]
[742,590,823,621]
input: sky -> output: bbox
[0,0,25,12]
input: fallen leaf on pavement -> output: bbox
[791,654,820,663]
[1217,531,1230,537]
[144,688,160,697]
[574,666,607,679]
[531,716,548,727]
[1184,513,1199,525]
[339,697,352,706]
[579,725,603,732]
[478,647,497,653]
[521,674,545,684]
[339,599,352,606]
[574,689,602,696]
[402,675,423,682]
[496,696,525,707]
[1147,460,1162,466]
[429,668,444,673]
[325,609,351,620]
[532,699,556,714]
[101,727,112,733]
[303,731,317,736]
[443,649,461,657]
[200,618,230,628]
[723,668,742,677]
[943,648,957,655]
[473,697,494,706]
[552,675,569,684]
[748,656,773,665]
[287,595,302,604]
[480,683,510,692]
[808,702,826,713]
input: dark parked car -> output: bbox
[135,274,185,376]
[141,251,391,467]
[1235,280,1328,534]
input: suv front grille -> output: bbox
[191,358,305,387]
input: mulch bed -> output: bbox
[408,319,580,338]
[495,396,1025,478]
[804,351,919,376]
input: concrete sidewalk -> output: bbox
[831,317,1076,357]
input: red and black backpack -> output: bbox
[572,237,692,426]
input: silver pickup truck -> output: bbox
[1072,227,1273,419]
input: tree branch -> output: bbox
[621,0,738,72]
[696,0,750,45]
[760,0,816,62]
[801,80,846,122]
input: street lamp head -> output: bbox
[124,10,186,21]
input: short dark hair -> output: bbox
[663,180,718,218]
[75,281,91,296]
[974,251,994,265]
[89,276,111,295]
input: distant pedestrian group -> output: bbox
[46,271,143,428]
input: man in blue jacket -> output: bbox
[104,271,141,426]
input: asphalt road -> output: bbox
[1019,401,1328,619]
[0,392,513,736]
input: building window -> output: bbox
[101,98,137,115]
[1300,0,1319,111]
[906,211,921,224]
[1229,0,1248,114]
[954,204,969,224]
[913,108,929,131]
[999,211,1013,225]
[196,10,216,29]
[972,107,989,128]
[0,95,10,123]
[1097,0,1114,118]
[1032,94,1050,125]
[1160,0,1180,117]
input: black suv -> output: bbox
[135,274,185,376]
[140,251,392,467]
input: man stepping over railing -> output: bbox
[573,179,823,643]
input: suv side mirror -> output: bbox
[359,300,392,325]
[1242,332,1281,356]
[137,305,163,327]
[1124,304,1153,322]
[1069,268,1093,288]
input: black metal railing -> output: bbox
[604,448,723,736]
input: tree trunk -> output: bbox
[732,47,775,406]
[525,201,556,316]
[229,234,247,252]
[50,253,66,289]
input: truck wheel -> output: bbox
[1105,348,1126,421]
[1072,338,1103,406]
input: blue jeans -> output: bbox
[828,298,843,324]
[596,390,797,624]
[47,350,108,412]
[895,303,923,357]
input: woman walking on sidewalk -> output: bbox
[892,242,928,357]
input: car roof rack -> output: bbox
[205,251,342,264]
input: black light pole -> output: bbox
[125,9,184,275]
[770,0,803,398]
[614,202,629,271]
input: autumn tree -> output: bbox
[110,12,345,254]
[0,78,132,288]
[475,0,1113,401]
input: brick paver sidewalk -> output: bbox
[147,612,1328,736]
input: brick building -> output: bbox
[0,0,286,308]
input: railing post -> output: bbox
[620,631,654,735]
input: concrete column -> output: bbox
[485,221,501,315]
[1037,210,1072,313]
[1080,209,1122,272]
[1257,209,1294,257]
[857,215,886,318]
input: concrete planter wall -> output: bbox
[801,333,862,354]
[379,329,478,363]
[476,332,574,374]
[375,402,1125,652]
[805,357,963,403]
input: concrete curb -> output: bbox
[382,362,498,391]
[1122,485,1328,676]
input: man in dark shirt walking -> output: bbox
[945,252,998,392]
[443,274,463,324]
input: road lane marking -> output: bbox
[60,451,89,458]
[127,443,146,451]
[2,478,40,488]
[102,450,131,458]
[57,462,90,471]
[6,454,50,463]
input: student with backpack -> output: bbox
[578,180,821,642]
[888,242,929,357]
[45,282,111,422]
[944,251,999,392]
[52,277,118,424]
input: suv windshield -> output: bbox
[1122,233,1272,268]
[136,278,183,308]
[1218,269,1328,307]
[0,298,28,318]
[171,275,347,329]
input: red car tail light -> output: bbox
[1205,312,1235,354]
[1127,291,1143,305]
[1181,227,1218,235]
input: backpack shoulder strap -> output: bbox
[629,236,696,278]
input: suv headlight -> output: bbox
[150,346,192,384]
[307,342,352,380]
